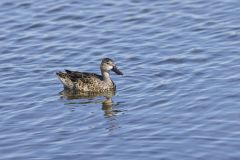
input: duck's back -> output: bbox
[56,70,115,92]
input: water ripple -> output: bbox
[0,0,240,159]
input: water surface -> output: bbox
[0,0,240,159]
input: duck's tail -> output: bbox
[56,71,65,78]
[56,71,75,89]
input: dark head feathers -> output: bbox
[102,58,114,63]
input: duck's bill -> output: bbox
[112,66,123,75]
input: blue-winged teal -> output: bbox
[56,58,123,92]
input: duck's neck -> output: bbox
[101,70,112,85]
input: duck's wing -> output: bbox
[64,69,102,83]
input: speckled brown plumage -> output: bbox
[56,70,116,92]
[56,58,123,92]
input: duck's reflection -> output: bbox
[60,89,122,134]
[59,89,120,118]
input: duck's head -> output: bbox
[101,58,123,75]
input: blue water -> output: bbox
[1,0,240,159]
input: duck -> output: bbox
[56,58,123,92]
